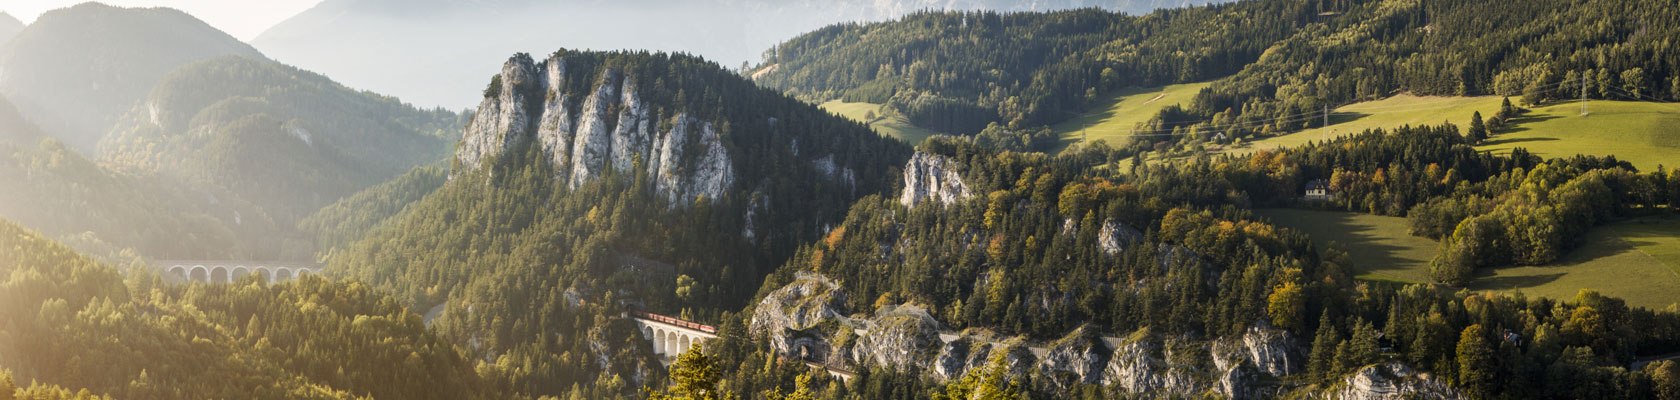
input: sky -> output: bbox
[3,0,324,40]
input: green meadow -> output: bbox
[1050,82,1212,152]
[1242,96,1680,171]
[819,101,940,145]
[1259,209,1680,310]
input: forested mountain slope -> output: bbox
[251,0,1235,110]
[0,93,262,260]
[326,50,909,397]
[704,126,1680,398]
[100,55,458,222]
[756,0,1680,154]
[0,3,262,153]
[753,3,1317,135]
[0,218,508,400]
[299,164,448,252]
[0,4,461,260]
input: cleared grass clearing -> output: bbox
[1256,208,1439,284]
[1050,82,1212,153]
[819,101,939,145]
[1477,100,1680,172]
[1243,95,1500,153]
[1240,96,1680,171]
[1259,209,1680,309]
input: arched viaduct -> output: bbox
[153,261,324,284]
[629,311,718,359]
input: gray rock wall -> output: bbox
[457,54,735,206]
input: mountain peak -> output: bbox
[0,2,261,153]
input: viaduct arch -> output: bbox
[155,261,324,285]
[628,311,717,359]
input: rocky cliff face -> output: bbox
[1329,363,1463,400]
[899,152,972,207]
[1104,337,1206,396]
[751,274,1315,396]
[1098,219,1144,255]
[848,305,944,370]
[458,54,735,206]
[749,273,849,357]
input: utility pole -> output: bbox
[1322,104,1330,142]
[1581,72,1590,116]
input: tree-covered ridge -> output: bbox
[719,128,1680,398]
[754,0,1680,154]
[1160,0,1680,145]
[299,164,448,253]
[100,55,459,223]
[328,50,911,397]
[0,93,256,261]
[754,3,1314,134]
[0,2,263,153]
[0,219,506,399]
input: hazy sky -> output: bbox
[3,0,324,40]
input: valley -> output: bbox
[2,0,1680,399]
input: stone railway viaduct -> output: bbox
[628,310,718,359]
[154,260,325,284]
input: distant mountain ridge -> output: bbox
[0,3,262,154]
[100,55,457,222]
[0,3,460,260]
[252,0,1233,109]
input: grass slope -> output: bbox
[1050,82,1212,152]
[1256,209,1440,284]
[1259,209,1680,309]
[1242,96,1680,171]
[820,101,940,145]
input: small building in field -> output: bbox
[1303,179,1332,201]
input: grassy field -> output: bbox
[1256,209,1441,284]
[819,101,940,145]
[1239,96,1680,171]
[1258,209,1680,309]
[1049,82,1212,153]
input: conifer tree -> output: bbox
[1468,111,1488,143]
[1309,311,1341,381]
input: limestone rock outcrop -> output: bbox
[899,152,972,207]
[1329,362,1463,400]
[1098,219,1144,255]
[849,305,944,370]
[457,53,735,206]
[749,273,849,357]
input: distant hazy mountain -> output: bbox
[0,12,22,46]
[0,95,41,145]
[0,4,458,259]
[253,0,1229,109]
[0,3,263,154]
[100,54,458,224]
[0,93,259,260]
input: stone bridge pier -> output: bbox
[154,261,324,284]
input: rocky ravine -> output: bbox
[458,53,733,206]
